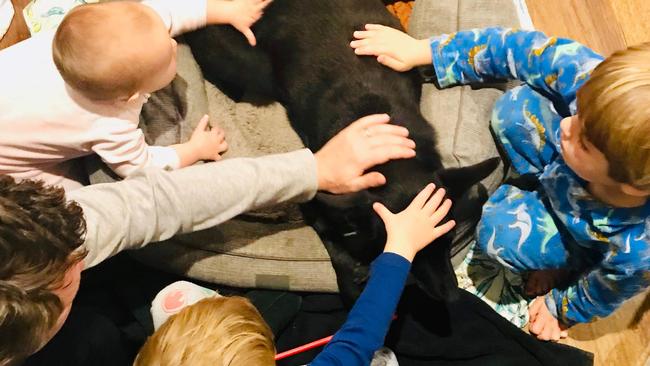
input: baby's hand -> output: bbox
[225,0,273,46]
[373,183,455,261]
[189,115,228,161]
[350,24,431,72]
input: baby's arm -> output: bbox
[311,184,455,366]
[91,115,226,178]
[172,115,228,168]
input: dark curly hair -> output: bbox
[0,175,87,365]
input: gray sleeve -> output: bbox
[68,149,318,268]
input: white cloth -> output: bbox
[151,281,219,330]
[22,0,98,35]
[0,0,13,41]
[0,0,207,191]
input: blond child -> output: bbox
[134,183,456,366]
[350,25,650,341]
[0,0,271,190]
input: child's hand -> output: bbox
[189,115,228,161]
[221,0,273,46]
[528,296,569,341]
[350,24,431,72]
[373,183,455,262]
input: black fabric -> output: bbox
[23,306,129,366]
[23,254,592,366]
[247,290,303,336]
[275,294,348,366]
[385,287,593,366]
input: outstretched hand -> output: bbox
[314,114,416,194]
[350,24,431,72]
[374,183,455,261]
[207,0,273,46]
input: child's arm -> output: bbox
[91,115,226,178]
[351,26,603,108]
[545,233,650,327]
[310,184,455,366]
[172,115,228,168]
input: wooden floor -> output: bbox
[526,0,650,56]
[527,3,650,365]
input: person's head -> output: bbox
[52,1,178,103]
[0,176,87,366]
[135,296,276,366]
[563,42,650,198]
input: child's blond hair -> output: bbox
[52,2,161,101]
[135,296,276,366]
[577,42,650,191]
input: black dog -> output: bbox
[185,0,498,304]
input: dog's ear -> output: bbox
[433,157,500,201]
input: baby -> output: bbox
[0,0,270,190]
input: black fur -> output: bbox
[185,0,498,304]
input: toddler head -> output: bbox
[562,42,650,196]
[52,1,178,102]
[135,296,276,366]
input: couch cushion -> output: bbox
[409,0,519,193]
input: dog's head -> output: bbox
[312,157,499,301]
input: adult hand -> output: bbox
[529,296,569,341]
[314,114,415,194]
[374,183,456,261]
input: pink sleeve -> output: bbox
[142,0,208,37]
[90,117,180,177]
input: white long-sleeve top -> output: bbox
[0,0,207,190]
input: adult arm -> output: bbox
[72,149,317,268]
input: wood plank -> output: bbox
[560,291,650,366]
[0,0,32,50]
[526,0,627,55]
[608,0,650,47]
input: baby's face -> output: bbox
[560,115,616,186]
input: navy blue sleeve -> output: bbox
[309,252,411,366]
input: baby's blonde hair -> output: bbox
[135,296,276,366]
[577,42,650,190]
[52,1,162,101]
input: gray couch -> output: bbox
[85,0,519,292]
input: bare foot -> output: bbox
[525,269,570,297]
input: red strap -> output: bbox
[274,335,333,361]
